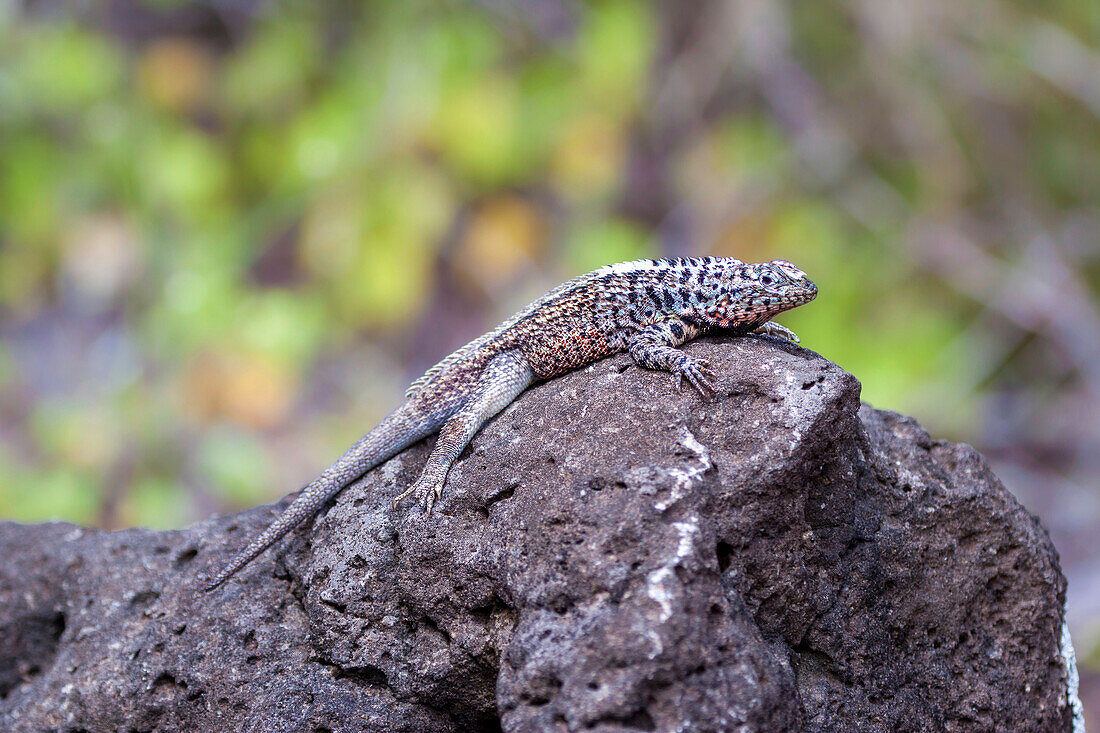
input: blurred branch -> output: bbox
[1024,20,1100,119]
[911,218,1100,392]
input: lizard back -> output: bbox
[409,257,739,386]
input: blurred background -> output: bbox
[0,0,1097,721]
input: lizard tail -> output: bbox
[201,476,343,591]
[202,405,439,591]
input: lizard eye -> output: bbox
[761,274,775,286]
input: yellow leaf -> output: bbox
[137,38,214,113]
[457,196,546,292]
[551,113,626,200]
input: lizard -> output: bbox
[203,256,817,591]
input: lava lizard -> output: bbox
[203,256,817,590]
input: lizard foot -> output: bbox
[392,475,445,514]
[675,357,716,397]
[752,321,800,343]
[424,479,445,515]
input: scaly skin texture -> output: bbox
[203,257,817,590]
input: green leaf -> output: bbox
[15,25,123,112]
[565,219,656,274]
[196,425,274,506]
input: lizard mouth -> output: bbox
[771,280,817,307]
[706,286,816,328]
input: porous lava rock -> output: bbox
[0,337,1074,732]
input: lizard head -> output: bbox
[697,259,817,328]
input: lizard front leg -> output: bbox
[628,317,715,396]
[393,350,534,513]
[752,320,800,343]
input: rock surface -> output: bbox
[0,337,1074,732]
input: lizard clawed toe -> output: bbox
[392,481,421,509]
[424,481,445,514]
[393,475,446,513]
[678,358,716,397]
[753,321,800,344]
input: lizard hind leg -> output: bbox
[393,350,534,513]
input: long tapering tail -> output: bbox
[203,405,439,591]
[202,478,341,591]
